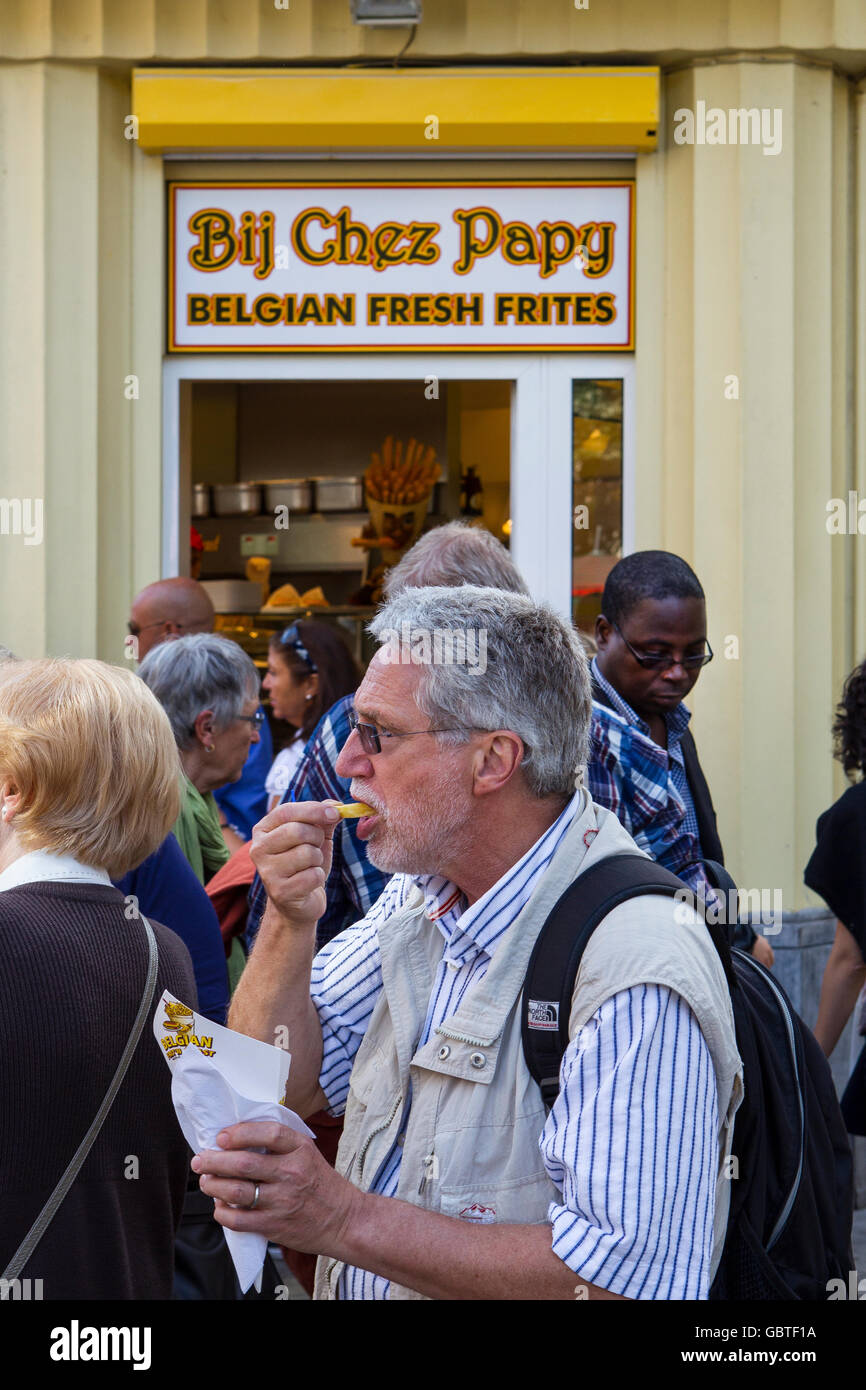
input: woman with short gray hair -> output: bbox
[138,634,262,884]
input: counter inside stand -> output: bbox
[214,606,377,669]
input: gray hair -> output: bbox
[369,586,591,799]
[137,633,259,751]
[383,521,529,599]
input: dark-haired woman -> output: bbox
[262,622,359,812]
[805,659,866,1135]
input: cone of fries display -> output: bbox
[356,435,442,567]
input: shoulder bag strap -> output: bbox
[1,915,159,1286]
[521,854,734,1110]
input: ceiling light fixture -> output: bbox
[350,0,421,25]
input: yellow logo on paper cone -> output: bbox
[160,999,215,1059]
[163,1002,194,1032]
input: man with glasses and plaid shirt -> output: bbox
[588,550,771,965]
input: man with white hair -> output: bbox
[195,586,742,1300]
[245,520,530,951]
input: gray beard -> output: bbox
[363,775,472,878]
[366,837,451,878]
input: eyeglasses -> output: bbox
[127,619,209,638]
[278,624,318,674]
[187,709,265,737]
[611,621,713,671]
[347,710,486,756]
[127,619,167,638]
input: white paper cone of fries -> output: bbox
[153,992,313,1294]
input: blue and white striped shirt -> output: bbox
[311,791,718,1299]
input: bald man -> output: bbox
[128,577,273,842]
[128,577,215,662]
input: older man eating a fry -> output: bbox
[192,585,741,1301]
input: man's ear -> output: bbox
[471,731,525,797]
[595,614,613,650]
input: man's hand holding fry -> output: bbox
[249,800,341,932]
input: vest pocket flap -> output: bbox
[413,1032,502,1084]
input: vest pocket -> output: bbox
[439,1171,558,1227]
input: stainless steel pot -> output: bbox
[212,482,263,516]
[311,476,364,511]
[191,483,211,518]
[261,479,312,513]
[199,579,263,613]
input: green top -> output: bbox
[173,775,230,885]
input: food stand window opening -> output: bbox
[183,375,511,672]
[572,379,623,635]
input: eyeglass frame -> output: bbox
[126,618,210,638]
[610,620,713,671]
[187,708,266,737]
[347,709,488,756]
[236,710,266,729]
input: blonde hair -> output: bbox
[0,658,181,878]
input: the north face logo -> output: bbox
[527,998,559,1031]
[458,1204,496,1223]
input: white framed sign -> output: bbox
[168,181,634,352]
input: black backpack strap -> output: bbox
[521,852,735,1109]
[679,728,725,866]
[703,859,757,951]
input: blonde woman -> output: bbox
[0,658,196,1299]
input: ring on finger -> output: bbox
[249,1182,261,1210]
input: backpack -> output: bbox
[521,852,854,1300]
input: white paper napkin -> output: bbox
[153,992,314,1293]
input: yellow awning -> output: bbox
[132,66,658,154]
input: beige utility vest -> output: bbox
[314,791,743,1300]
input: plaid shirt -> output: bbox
[587,658,715,902]
[246,695,390,951]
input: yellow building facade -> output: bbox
[2,1,866,912]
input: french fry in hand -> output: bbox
[336,802,374,818]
